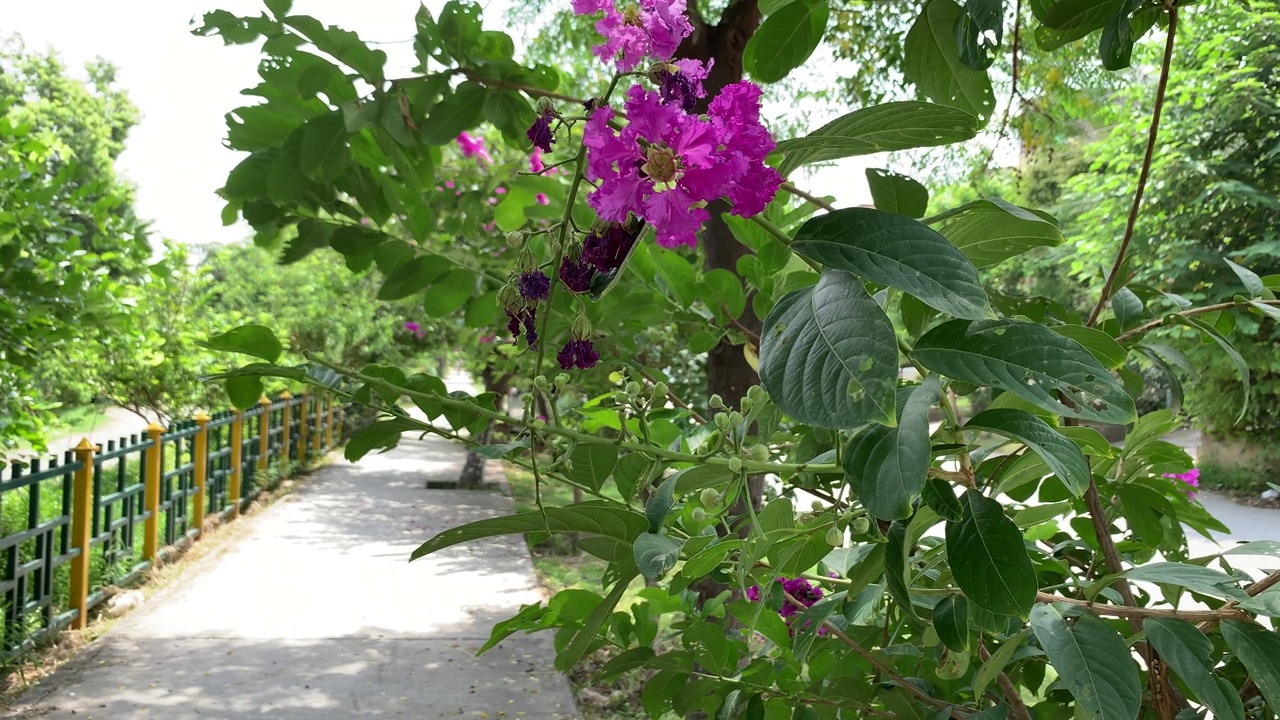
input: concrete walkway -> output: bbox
[8,434,580,720]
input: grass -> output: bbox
[501,461,677,720]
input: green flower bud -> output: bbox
[652,382,668,400]
[554,373,570,390]
[851,516,871,535]
[747,444,769,463]
[811,500,825,513]
[625,381,642,397]
[535,96,556,115]
[714,412,731,430]
[728,411,744,427]
[699,488,722,507]
[571,311,592,339]
[691,507,707,523]
[740,396,754,413]
[727,457,743,474]
[505,231,524,248]
[709,394,725,409]
[825,525,844,547]
[533,375,550,391]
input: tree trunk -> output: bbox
[454,364,512,490]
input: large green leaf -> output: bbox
[378,255,453,301]
[1222,621,1280,712]
[933,594,970,652]
[225,375,265,410]
[299,112,350,182]
[791,208,991,320]
[421,268,475,316]
[885,520,918,618]
[946,491,1037,617]
[1030,604,1141,720]
[1145,618,1244,720]
[844,377,940,519]
[964,409,1091,495]
[758,270,899,428]
[201,324,284,363]
[419,81,486,144]
[557,573,636,671]
[903,0,995,121]
[743,0,829,83]
[932,198,1064,268]
[773,102,979,177]
[633,533,682,581]
[344,418,417,461]
[1052,325,1127,370]
[912,319,1137,425]
[1123,563,1249,602]
[973,629,1028,698]
[411,506,648,560]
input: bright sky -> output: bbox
[4,0,873,248]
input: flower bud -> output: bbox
[505,231,524,248]
[699,488,721,507]
[825,525,844,547]
[691,507,707,523]
[571,312,592,339]
[652,382,668,400]
[728,411,744,427]
[850,516,871,535]
[554,373,570,390]
[810,500,825,513]
[747,444,769,463]
[533,375,550,391]
[740,396,754,413]
[714,412,731,430]
[727,457,743,474]
[625,381,642,397]
[535,96,556,115]
[709,394,725,409]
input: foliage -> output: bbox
[198,1,1280,719]
[0,42,151,453]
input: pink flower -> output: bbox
[494,186,507,195]
[1163,468,1200,498]
[536,193,549,205]
[530,148,545,173]
[455,132,492,164]
[445,180,455,189]
[572,0,693,71]
[582,83,780,249]
[404,321,425,340]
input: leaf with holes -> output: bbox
[947,491,1037,617]
[844,377,940,519]
[912,319,1137,425]
[791,208,991,320]
[1030,604,1142,720]
[903,0,995,121]
[759,270,899,429]
[964,409,1091,495]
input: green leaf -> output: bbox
[224,152,276,199]
[947,491,1037,617]
[634,533,682,581]
[903,0,995,121]
[613,453,658,501]
[225,375,265,410]
[956,0,1004,70]
[922,476,964,521]
[672,465,734,494]
[422,269,474,316]
[646,476,677,533]
[703,269,747,320]
[472,440,528,460]
[299,112,350,182]
[743,0,830,83]
[791,208,991,320]
[1098,0,1144,70]
[1111,286,1144,329]
[1226,258,1264,298]
[344,418,417,461]
[844,376,941,520]
[973,629,1028,698]
[1145,618,1245,720]
[201,324,284,363]
[932,198,1064,268]
[774,101,980,178]
[283,15,387,84]
[1123,563,1249,602]
[933,595,970,652]
[412,506,648,560]
[865,168,929,218]
[912,319,1137,425]
[1052,325,1127,370]
[419,82,486,144]
[1222,621,1280,712]
[885,520,918,618]
[594,647,656,683]
[483,90,535,142]
[566,444,619,493]
[558,573,636,671]
[1174,315,1249,423]
[378,255,452,301]
[758,270,899,429]
[964,409,1091,495]
[1030,604,1141,720]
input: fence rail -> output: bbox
[0,392,349,660]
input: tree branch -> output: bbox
[1085,4,1180,327]
[1196,569,1280,631]
[1037,593,1253,622]
[781,182,837,212]
[1114,299,1280,343]
[978,641,1032,720]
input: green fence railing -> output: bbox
[0,392,350,660]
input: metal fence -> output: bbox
[0,392,348,660]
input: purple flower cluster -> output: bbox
[557,338,600,370]
[582,223,640,273]
[571,0,693,71]
[558,258,595,294]
[1163,468,1200,498]
[747,577,829,637]
[517,270,552,302]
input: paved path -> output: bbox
[8,434,580,720]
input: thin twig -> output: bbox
[1037,593,1253,622]
[1114,299,1280,343]
[1196,569,1280,631]
[781,182,837,212]
[635,368,708,424]
[1085,4,1180,328]
[977,641,1032,720]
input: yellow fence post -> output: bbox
[297,391,309,464]
[258,395,271,473]
[325,395,335,449]
[312,395,323,454]
[193,412,210,535]
[280,390,293,468]
[229,409,243,519]
[69,438,95,630]
[143,422,165,562]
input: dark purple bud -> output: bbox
[558,258,595,294]
[517,270,551,302]
[582,223,640,273]
[505,309,521,340]
[526,113,555,153]
[522,309,539,348]
[658,70,697,112]
[557,338,599,370]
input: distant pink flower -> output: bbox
[1163,468,1200,498]
[481,222,496,231]
[494,186,507,195]
[456,132,492,164]
[445,180,455,189]
[530,148,546,173]
[479,333,496,344]
[404,321,425,340]
[536,193,549,206]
